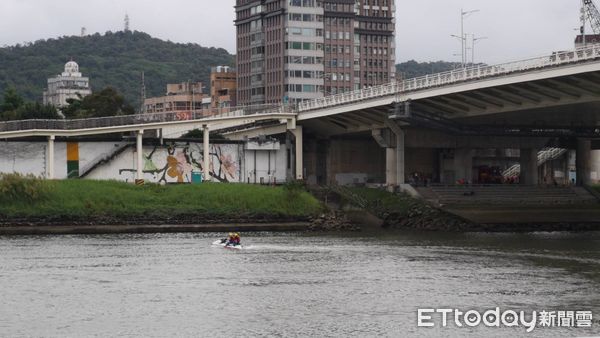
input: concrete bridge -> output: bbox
[2,44,600,189]
[224,44,600,188]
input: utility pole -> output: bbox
[124,14,130,32]
[190,80,194,113]
[140,72,146,114]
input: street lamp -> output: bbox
[471,35,488,65]
[451,34,466,64]
[454,8,480,67]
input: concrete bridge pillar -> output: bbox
[576,139,592,186]
[384,121,405,185]
[203,125,211,182]
[46,135,55,179]
[520,148,538,185]
[386,148,397,187]
[395,129,405,185]
[136,130,144,181]
[372,128,399,187]
[291,126,303,180]
[454,148,473,184]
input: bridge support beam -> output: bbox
[520,148,539,185]
[577,139,592,186]
[384,121,405,185]
[46,135,55,179]
[454,148,474,184]
[291,126,303,180]
[372,128,398,188]
[203,125,211,182]
[136,130,144,181]
[386,148,397,187]
[395,129,405,185]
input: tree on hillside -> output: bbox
[62,87,135,118]
[0,87,25,112]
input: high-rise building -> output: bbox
[43,61,92,108]
[235,0,395,106]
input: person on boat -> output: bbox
[223,232,234,245]
[232,233,241,245]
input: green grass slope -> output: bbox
[0,180,322,220]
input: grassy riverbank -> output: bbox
[0,178,323,224]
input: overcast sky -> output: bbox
[0,0,583,65]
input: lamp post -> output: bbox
[453,8,479,67]
[451,34,466,66]
[471,35,488,65]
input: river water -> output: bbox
[0,230,599,337]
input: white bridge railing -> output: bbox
[297,44,600,112]
[0,104,290,133]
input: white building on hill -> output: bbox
[43,60,92,108]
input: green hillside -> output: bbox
[0,31,234,110]
[396,60,462,80]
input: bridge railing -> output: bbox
[0,104,289,133]
[296,44,600,112]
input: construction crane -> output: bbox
[582,0,600,35]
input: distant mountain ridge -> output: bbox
[0,31,235,109]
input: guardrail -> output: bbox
[0,104,290,133]
[297,44,600,112]
[502,147,568,177]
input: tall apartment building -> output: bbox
[235,0,395,106]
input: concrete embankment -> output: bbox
[329,186,600,232]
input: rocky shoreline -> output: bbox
[0,212,359,234]
[2,195,598,234]
[308,211,361,231]
[0,214,310,228]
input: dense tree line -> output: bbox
[63,87,135,119]
[0,87,60,121]
[0,31,235,110]
[0,86,134,121]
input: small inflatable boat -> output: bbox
[212,239,243,250]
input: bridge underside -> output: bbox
[223,70,600,187]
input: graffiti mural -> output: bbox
[119,143,242,183]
